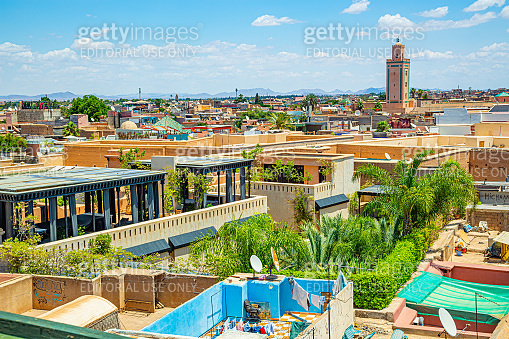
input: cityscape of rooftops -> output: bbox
[0,1,508,339]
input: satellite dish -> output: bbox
[355,110,361,116]
[250,255,263,273]
[385,153,391,160]
[439,308,457,337]
[271,247,280,272]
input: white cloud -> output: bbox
[424,12,497,30]
[464,0,505,12]
[251,15,300,26]
[501,6,509,18]
[377,12,497,33]
[341,0,370,14]
[71,38,115,50]
[0,42,29,53]
[479,42,509,51]
[417,6,449,18]
[378,14,417,30]
[38,48,77,61]
[408,49,455,59]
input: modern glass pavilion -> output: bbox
[175,157,254,207]
[0,167,166,242]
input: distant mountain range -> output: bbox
[0,87,386,101]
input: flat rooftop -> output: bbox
[0,166,166,202]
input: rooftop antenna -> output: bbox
[249,255,263,279]
[266,247,280,280]
[438,308,470,338]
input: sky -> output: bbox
[0,0,508,96]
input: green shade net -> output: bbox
[154,116,184,133]
[290,321,310,339]
[398,272,509,325]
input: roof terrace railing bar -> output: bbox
[38,195,267,252]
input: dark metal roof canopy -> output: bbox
[315,194,349,210]
[0,167,166,202]
[175,157,253,174]
[357,184,385,197]
[168,226,217,250]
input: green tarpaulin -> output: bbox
[398,271,509,325]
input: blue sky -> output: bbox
[0,0,508,95]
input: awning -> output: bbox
[125,239,171,257]
[315,194,349,210]
[168,226,217,250]
[357,184,384,197]
[494,231,509,246]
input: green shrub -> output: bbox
[350,271,398,309]
[377,240,419,285]
[350,239,421,309]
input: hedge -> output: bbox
[350,228,429,310]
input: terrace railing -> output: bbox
[38,195,267,252]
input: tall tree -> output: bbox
[68,95,109,122]
[301,94,318,112]
[62,121,80,137]
[268,111,291,130]
[352,151,477,235]
[410,88,416,99]
[356,99,364,111]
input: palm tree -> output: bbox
[303,215,395,269]
[410,88,416,99]
[301,94,318,113]
[191,214,310,278]
[352,150,477,235]
[268,111,291,130]
[63,121,80,137]
[417,89,423,99]
[356,99,364,111]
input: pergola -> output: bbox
[356,184,384,215]
[174,157,254,208]
[0,167,166,242]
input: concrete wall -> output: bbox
[251,182,330,225]
[39,154,65,166]
[19,124,54,136]
[474,122,509,137]
[251,155,358,225]
[0,275,32,314]
[32,275,95,311]
[143,276,346,338]
[155,273,217,308]
[466,205,509,232]
[296,282,354,339]
[143,281,226,337]
[0,270,216,317]
[38,196,267,252]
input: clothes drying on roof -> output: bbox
[292,281,310,311]
[333,270,348,295]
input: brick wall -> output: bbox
[469,149,509,181]
[19,124,53,135]
[467,206,509,232]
